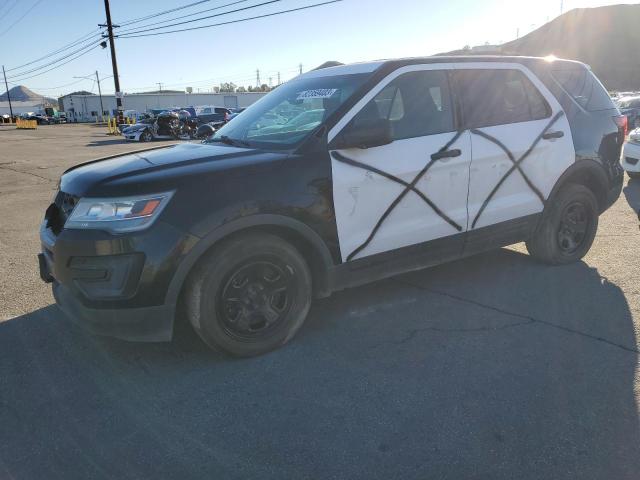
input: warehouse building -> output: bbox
[58,91,267,122]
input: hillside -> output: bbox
[444,4,640,91]
[0,85,56,104]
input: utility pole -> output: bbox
[2,65,13,121]
[100,0,123,124]
[299,63,303,75]
[277,71,281,85]
[256,69,260,87]
[95,70,104,121]
[157,82,163,92]
[269,77,272,88]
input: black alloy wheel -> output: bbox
[218,259,294,340]
[526,183,598,265]
[185,233,312,357]
[556,201,590,254]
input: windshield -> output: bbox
[207,72,371,149]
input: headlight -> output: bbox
[65,192,174,233]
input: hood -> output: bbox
[60,143,285,197]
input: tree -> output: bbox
[260,84,270,92]
[236,86,247,93]
[219,82,237,93]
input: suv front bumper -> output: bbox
[52,281,174,342]
[39,220,198,342]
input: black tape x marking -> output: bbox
[469,111,565,228]
[332,129,465,261]
[332,111,565,260]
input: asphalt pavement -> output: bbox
[1,124,639,479]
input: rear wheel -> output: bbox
[185,233,312,357]
[526,184,598,265]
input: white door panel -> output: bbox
[457,64,575,230]
[467,114,574,228]
[332,131,471,261]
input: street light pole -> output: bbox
[101,0,123,124]
[95,70,104,121]
[2,65,14,121]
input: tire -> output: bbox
[185,233,312,357]
[526,184,598,265]
[628,171,640,180]
[140,130,153,142]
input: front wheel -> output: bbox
[185,233,312,357]
[526,184,598,265]
[140,130,153,142]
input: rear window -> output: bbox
[456,69,551,129]
[550,64,614,112]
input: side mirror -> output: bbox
[330,118,393,150]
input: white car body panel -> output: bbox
[459,63,575,229]
[329,62,575,262]
[621,134,640,173]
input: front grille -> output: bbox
[46,191,79,234]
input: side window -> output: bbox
[348,70,455,141]
[456,69,551,129]
[551,64,614,112]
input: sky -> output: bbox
[0,0,634,97]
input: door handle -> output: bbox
[542,130,564,140]
[431,149,462,161]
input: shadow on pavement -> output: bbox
[85,138,130,147]
[0,248,638,479]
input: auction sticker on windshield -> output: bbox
[296,89,338,100]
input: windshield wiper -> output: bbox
[213,135,251,147]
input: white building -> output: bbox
[59,91,267,122]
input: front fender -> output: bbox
[164,213,335,308]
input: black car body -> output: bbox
[39,56,625,356]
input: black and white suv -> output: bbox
[39,56,625,356]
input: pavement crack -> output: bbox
[369,318,536,349]
[0,164,54,183]
[395,278,640,355]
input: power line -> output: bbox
[118,0,211,27]
[118,0,343,38]
[7,39,102,80]
[117,0,283,36]
[116,0,250,35]
[5,29,102,72]
[0,0,44,38]
[0,0,19,21]
[5,44,101,83]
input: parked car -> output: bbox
[122,110,197,141]
[621,128,640,179]
[196,106,232,124]
[227,108,246,121]
[39,56,624,357]
[617,96,640,129]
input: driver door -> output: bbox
[328,65,472,263]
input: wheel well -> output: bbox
[176,224,332,313]
[553,166,608,213]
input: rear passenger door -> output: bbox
[329,65,472,262]
[455,65,574,242]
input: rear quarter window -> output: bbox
[455,69,551,129]
[550,64,615,112]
